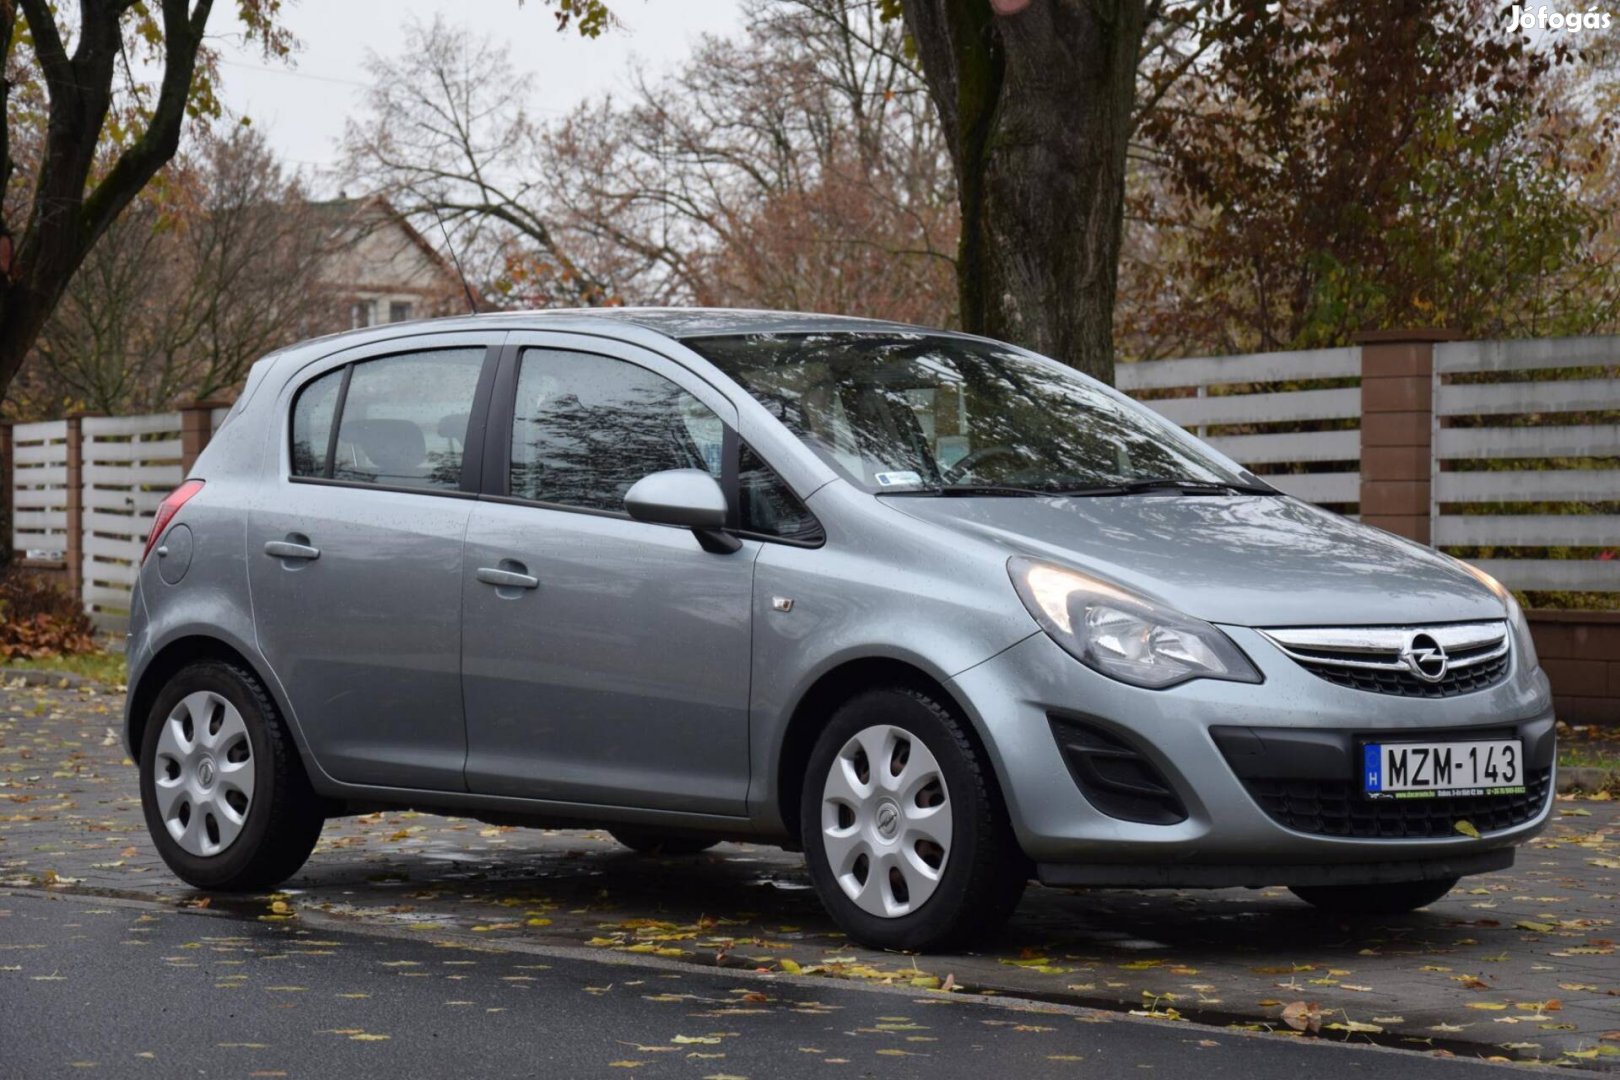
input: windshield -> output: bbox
[686,332,1258,495]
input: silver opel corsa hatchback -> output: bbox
[127,309,1554,950]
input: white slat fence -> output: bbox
[1433,336,1620,597]
[5,406,225,630]
[1116,346,1362,507]
[80,413,186,630]
[10,420,70,561]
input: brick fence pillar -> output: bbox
[179,401,229,474]
[1,421,13,565]
[1355,329,1457,544]
[64,415,85,597]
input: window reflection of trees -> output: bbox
[291,437,325,478]
[694,334,1244,492]
[510,353,718,513]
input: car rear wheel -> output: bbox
[139,661,325,891]
[800,687,1027,951]
[1289,876,1459,915]
[608,828,718,855]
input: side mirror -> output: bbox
[623,469,741,554]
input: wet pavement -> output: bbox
[2,676,1618,1070]
[7,888,1562,1079]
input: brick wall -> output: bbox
[1529,611,1620,727]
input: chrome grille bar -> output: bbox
[1259,621,1509,673]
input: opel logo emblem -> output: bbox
[1400,632,1449,682]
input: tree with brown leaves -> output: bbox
[1124,0,1618,356]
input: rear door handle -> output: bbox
[264,539,320,561]
[476,566,539,590]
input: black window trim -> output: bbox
[286,342,501,501]
[320,363,352,480]
[481,341,824,547]
[285,476,482,502]
[732,524,826,550]
[731,439,825,548]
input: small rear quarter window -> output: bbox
[291,368,343,477]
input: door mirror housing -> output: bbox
[624,469,741,553]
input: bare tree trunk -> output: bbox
[900,0,1149,385]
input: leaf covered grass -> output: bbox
[1,650,128,686]
[1558,724,1620,774]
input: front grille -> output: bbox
[1243,767,1550,838]
[1299,652,1509,698]
[1260,621,1511,698]
[1049,717,1187,825]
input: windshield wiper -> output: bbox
[880,484,1052,497]
[1053,478,1277,497]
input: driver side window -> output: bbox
[508,349,723,513]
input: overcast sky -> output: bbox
[209,0,747,190]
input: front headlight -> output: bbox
[1454,559,1539,673]
[1008,557,1262,689]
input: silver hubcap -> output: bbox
[820,724,952,918]
[152,691,255,857]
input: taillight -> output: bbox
[142,480,206,564]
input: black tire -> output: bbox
[608,828,719,856]
[139,661,325,891]
[800,686,1028,951]
[1289,876,1459,915]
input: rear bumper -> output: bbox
[120,577,153,759]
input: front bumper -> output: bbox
[947,626,1555,887]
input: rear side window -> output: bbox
[509,349,723,512]
[290,348,486,491]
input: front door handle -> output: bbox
[264,538,320,561]
[476,566,539,590]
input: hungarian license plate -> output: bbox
[1363,739,1524,799]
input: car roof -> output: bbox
[284,307,945,355]
[568,306,937,339]
[245,307,965,398]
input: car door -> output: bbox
[247,332,502,790]
[460,334,757,816]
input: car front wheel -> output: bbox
[800,687,1027,951]
[139,661,325,891]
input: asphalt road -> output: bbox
[0,889,1541,1080]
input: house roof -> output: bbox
[306,194,460,284]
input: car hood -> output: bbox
[883,493,1504,627]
